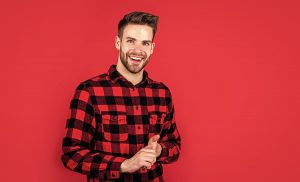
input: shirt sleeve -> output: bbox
[156,88,181,164]
[61,83,126,180]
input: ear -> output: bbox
[115,35,121,50]
[150,42,155,55]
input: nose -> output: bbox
[132,42,145,52]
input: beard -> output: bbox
[119,47,151,74]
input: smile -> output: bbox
[129,56,143,61]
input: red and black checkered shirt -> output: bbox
[61,64,181,182]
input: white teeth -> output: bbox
[130,56,142,61]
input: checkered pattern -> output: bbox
[61,64,181,182]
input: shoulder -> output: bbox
[75,72,110,90]
[159,81,172,93]
[149,79,173,99]
[154,81,174,112]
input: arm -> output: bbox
[61,83,126,179]
[156,88,181,164]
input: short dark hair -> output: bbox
[118,11,159,41]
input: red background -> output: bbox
[1,0,299,181]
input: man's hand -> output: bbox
[120,146,157,173]
[120,135,162,173]
[147,135,162,158]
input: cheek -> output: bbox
[121,48,129,57]
[145,51,151,57]
[123,43,134,51]
[120,43,129,50]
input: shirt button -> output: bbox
[137,126,141,129]
[135,106,138,110]
[112,173,115,177]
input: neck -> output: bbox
[116,61,143,86]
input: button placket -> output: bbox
[130,87,141,112]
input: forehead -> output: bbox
[122,24,153,41]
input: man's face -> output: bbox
[115,24,155,74]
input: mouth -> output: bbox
[128,55,144,65]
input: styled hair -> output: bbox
[118,11,159,41]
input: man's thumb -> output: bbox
[148,135,160,145]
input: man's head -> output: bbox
[118,11,159,41]
[115,11,159,74]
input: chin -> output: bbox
[128,67,142,74]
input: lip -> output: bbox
[129,55,144,59]
[129,57,142,64]
[128,55,144,61]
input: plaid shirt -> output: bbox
[61,64,181,182]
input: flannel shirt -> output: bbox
[61,64,181,182]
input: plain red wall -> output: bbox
[1,0,299,181]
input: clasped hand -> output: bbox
[120,135,162,173]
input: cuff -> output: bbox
[105,156,127,179]
[156,142,168,162]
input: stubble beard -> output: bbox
[119,47,151,74]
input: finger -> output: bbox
[139,152,156,159]
[145,142,157,150]
[148,135,160,146]
[140,150,155,156]
[141,164,151,170]
[140,161,152,168]
[143,145,155,151]
[140,148,156,154]
[151,142,157,150]
[144,161,153,169]
[141,155,156,165]
[140,149,156,156]
[141,155,156,163]
[144,159,155,170]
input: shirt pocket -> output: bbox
[148,113,167,135]
[101,114,128,142]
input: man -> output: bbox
[61,11,181,182]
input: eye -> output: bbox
[127,40,134,43]
[143,42,150,46]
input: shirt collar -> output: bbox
[107,64,152,86]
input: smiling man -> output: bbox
[61,11,181,182]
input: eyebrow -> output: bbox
[125,36,152,43]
